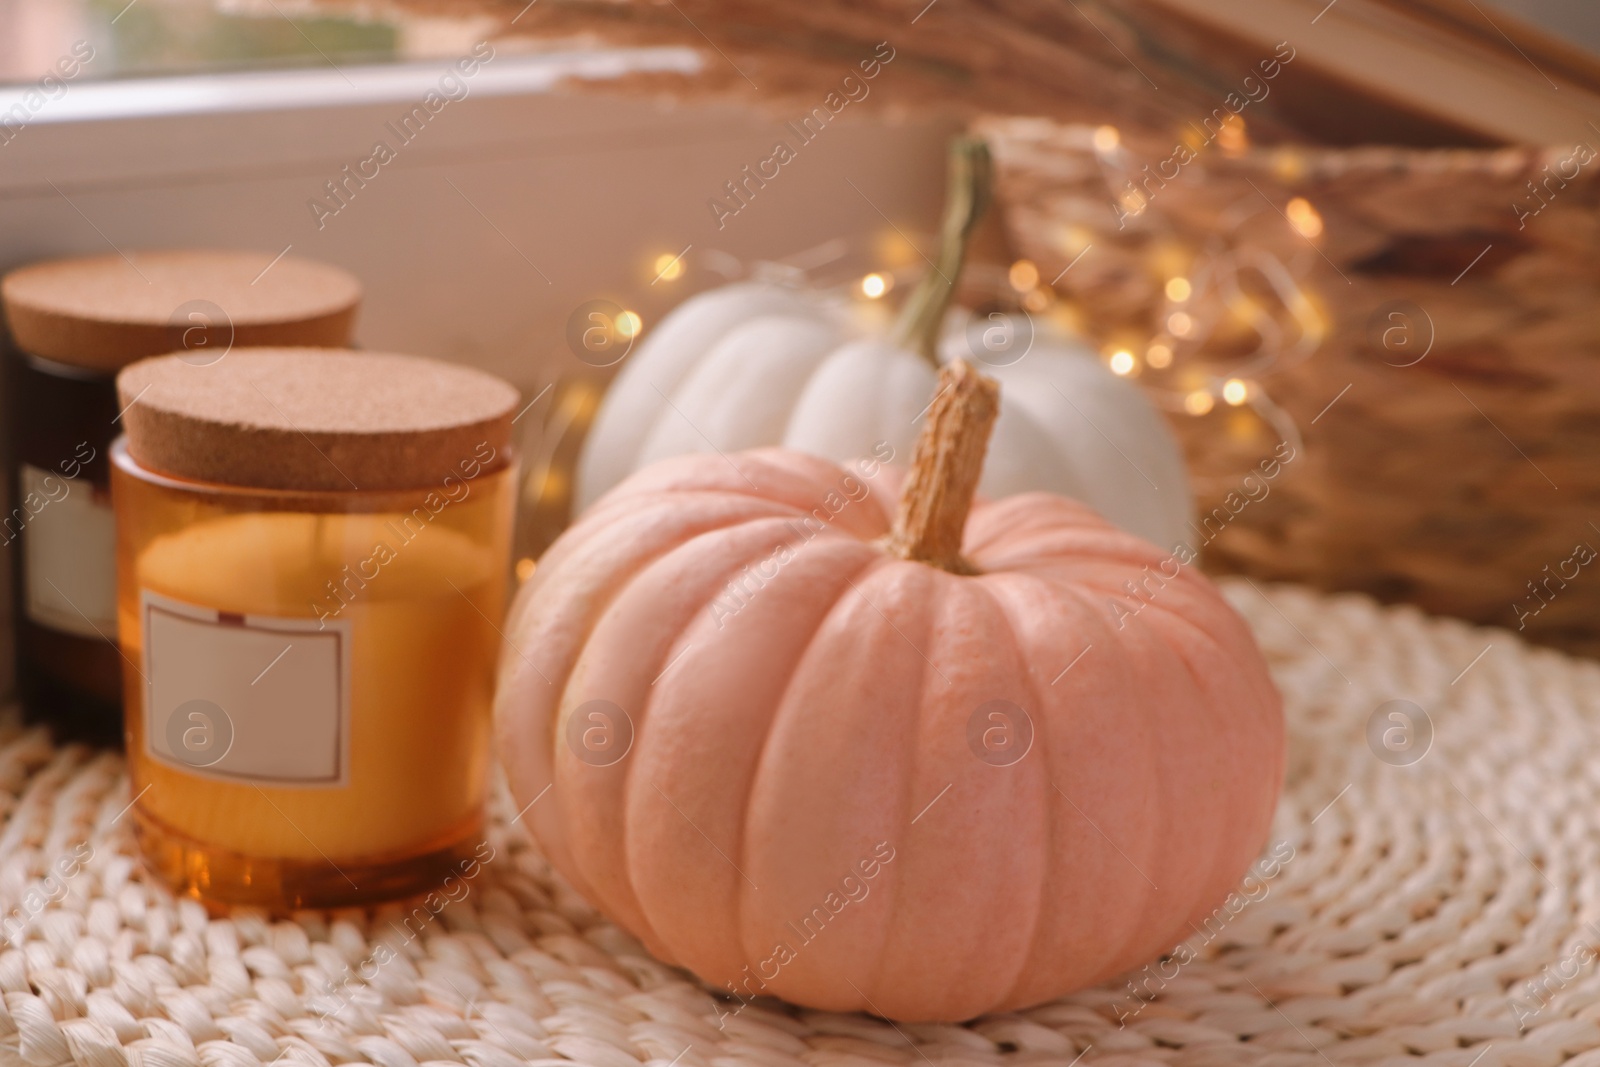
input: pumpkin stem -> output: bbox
[892,136,993,367]
[885,359,999,573]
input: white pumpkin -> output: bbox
[575,139,1192,549]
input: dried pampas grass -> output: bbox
[311,0,1305,136]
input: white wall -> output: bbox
[0,51,954,389]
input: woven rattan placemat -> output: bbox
[0,581,1593,1067]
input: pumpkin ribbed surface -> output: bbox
[0,578,1594,1064]
[498,448,1282,1020]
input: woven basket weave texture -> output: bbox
[0,581,1593,1066]
[983,117,1600,658]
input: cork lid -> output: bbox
[2,249,361,372]
[117,349,520,492]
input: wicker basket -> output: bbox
[981,116,1600,657]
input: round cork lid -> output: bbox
[2,249,361,372]
[117,349,520,492]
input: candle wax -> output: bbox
[124,510,498,861]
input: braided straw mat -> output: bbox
[1,581,1596,1067]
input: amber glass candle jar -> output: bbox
[111,349,518,910]
[1,250,359,744]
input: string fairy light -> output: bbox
[1286,197,1324,239]
[1216,117,1250,157]
[1008,259,1040,291]
[1073,128,1326,465]
[651,252,686,282]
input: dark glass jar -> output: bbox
[3,351,121,743]
[0,250,360,745]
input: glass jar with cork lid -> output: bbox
[111,348,518,910]
[1,250,361,744]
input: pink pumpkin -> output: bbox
[496,360,1283,1022]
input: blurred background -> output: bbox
[2,0,1597,684]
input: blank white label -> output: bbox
[142,591,351,786]
[21,464,116,637]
